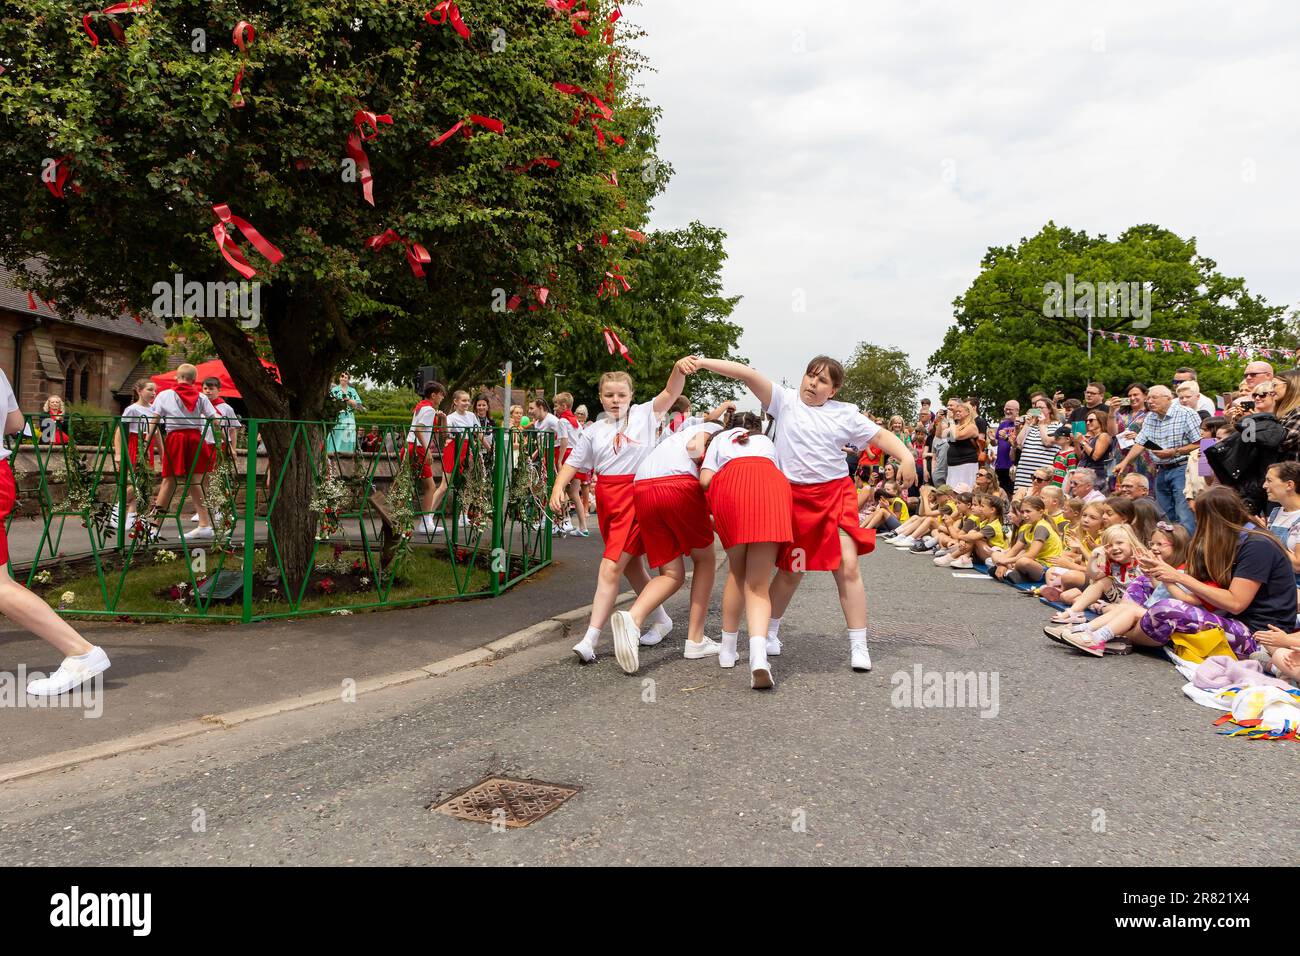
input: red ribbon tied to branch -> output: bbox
[425,2,470,39]
[506,284,549,311]
[230,21,255,108]
[345,110,393,206]
[365,229,431,278]
[211,203,284,279]
[505,156,560,173]
[44,156,81,198]
[603,327,632,364]
[428,115,504,147]
[545,0,590,35]
[81,0,149,47]
[598,263,630,299]
[554,82,618,147]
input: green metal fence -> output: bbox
[2,414,554,622]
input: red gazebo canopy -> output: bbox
[151,358,280,400]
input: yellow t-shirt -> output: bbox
[888,497,910,521]
[979,517,1008,550]
[1048,511,1070,538]
[1017,518,1063,563]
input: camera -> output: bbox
[1238,399,1255,412]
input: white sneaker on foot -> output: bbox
[683,636,722,659]
[611,610,641,674]
[766,636,782,656]
[933,553,955,566]
[572,637,596,663]
[850,640,872,672]
[187,526,215,541]
[890,536,915,548]
[26,646,111,696]
[640,616,672,646]
[950,555,973,569]
[719,635,739,669]
[750,638,773,689]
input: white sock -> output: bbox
[583,625,600,644]
[721,631,738,654]
[651,606,671,627]
[848,627,867,646]
[1094,626,1115,642]
[749,635,768,668]
[767,617,782,640]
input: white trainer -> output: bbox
[950,555,974,569]
[933,553,954,567]
[187,526,215,541]
[750,638,773,689]
[683,636,722,659]
[891,536,915,548]
[611,610,641,674]
[639,615,672,646]
[766,636,782,656]
[572,638,596,663]
[719,635,739,669]
[850,640,873,672]
[26,646,111,696]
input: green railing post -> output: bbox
[114,418,127,554]
[490,425,507,596]
[241,419,259,624]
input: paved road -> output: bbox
[0,544,1291,865]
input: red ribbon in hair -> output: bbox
[425,2,470,39]
[603,327,632,364]
[365,229,431,278]
[81,0,149,48]
[231,21,255,108]
[428,114,504,147]
[211,203,285,279]
[345,110,393,206]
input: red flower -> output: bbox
[317,577,336,594]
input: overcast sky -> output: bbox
[628,0,1300,398]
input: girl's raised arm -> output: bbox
[694,358,774,410]
[651,356,697,417]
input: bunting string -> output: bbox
[1094,328,1296,363]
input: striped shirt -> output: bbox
[1134,404,1201,466]
[1050,449,1078,486]
[1014,424,1057,490]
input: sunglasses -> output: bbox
[1252,390,1273,399]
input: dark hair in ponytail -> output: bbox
[722,409,764,445]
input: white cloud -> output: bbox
[629,0,1300,401]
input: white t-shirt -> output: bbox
[1196,394,1215,416]
[703,428,779,473]
[635,422,721,482]
[1266,507,1300,558]
[764,386,880,484]
[406,405,440,447]
[0,369,19,462]
[152,388,218,431]
[206,400,240,445]
[446,411,479,432]
[121,402,152,437]
[566,400,660,476]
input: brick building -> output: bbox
[0,263,166,413]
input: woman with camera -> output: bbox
[1014,393,1059,492]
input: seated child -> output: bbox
[1049,523,1193,654]
[935,492,1007,569]
[864,481,909,531]
[1040,500,1105,599]
[987,495,1062,584]
[1046,523,1146,628]
[889,484,956,549]
[932,492,974,555]
[1040,485,1069,538]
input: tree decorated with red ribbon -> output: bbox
[0,0,666,591]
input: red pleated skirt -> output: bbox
[161,429,203,479]
[778,476,876,571]
[126,433,157,468]
[0,461,15,566]
[707,457,793,549]
[633,474,715,567]
[595,473,644,561]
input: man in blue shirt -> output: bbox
[1114,385,1200,533]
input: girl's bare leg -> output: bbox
[0,563,94,657]
[627,556,685,629]
[686,543,715,643]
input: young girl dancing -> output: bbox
[608,399,736,673]
[699,411,793,688]
[549,359,696,664]
[694,356,915,671]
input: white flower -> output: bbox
[60,590,75,604]
[330,609,353,616]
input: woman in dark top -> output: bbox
[1130,486,1294,657]
[1076,407,1113,486]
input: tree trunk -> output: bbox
[199,283,345,596]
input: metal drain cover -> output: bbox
[867,616,977,649]
[433,776,580,828]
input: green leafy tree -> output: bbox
[928,222,1295,405]
[1,0,662,586]
[837,342,924,419]
[534,221,744,412]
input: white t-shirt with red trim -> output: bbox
[635,422,721,482]
[566,400,659,477]
[703,428,779,473]
[764,386,880,485]
[153,389,218,432]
